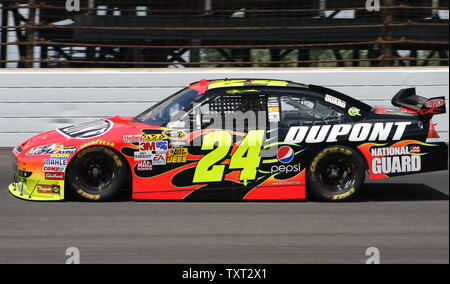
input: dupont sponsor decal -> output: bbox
[284,122,411,144]
[45,172,65,180]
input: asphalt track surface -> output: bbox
[0,148,448,264]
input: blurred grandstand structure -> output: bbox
[0,0,448,68]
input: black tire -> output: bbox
[67,146,127,201]
[306,146,365,202]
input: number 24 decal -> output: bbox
[193,130,264,185]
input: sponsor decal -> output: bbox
[37,184,52,194]
[49,153,71,159]
[277,146,294,164]
[27,144,63,155]
[151,154,167,166]
[143,134,164,141]
[80,139,115,149]
[325,94,346,109]
[348,107,362,117]
[162,130,187,140]
[139,141,168,153]
[167,148,188,163]
[44,157,68,166]
[42,153,70,173]
[170,141,188,148]
[134,151,153,161]
[409,145,421,154]
[425,98,445,108]
[136,161,152,171]
[52,185,61,196]
[271,163,302,175]
[123,135,143,144]
[37,184,60,196]
[268,107,280,112]
[268,97,280,123]
[58,120,113,139]
[370,146,421,174]
[45,172,65,180]
[226,89,260,94]
[284,122,411,144]
[42,165,66,173]
[59,146,77,154]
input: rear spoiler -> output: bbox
[392,88,446,119]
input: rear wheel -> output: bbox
[67,146,127,201]
[306,146,365,201]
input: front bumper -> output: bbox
[9,181,63,201]
[9,149,65,201]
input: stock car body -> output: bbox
[9,79,448,202]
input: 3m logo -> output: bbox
[139,141,168,152]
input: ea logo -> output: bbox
[277,146,294,164]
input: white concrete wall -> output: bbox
[0,68,448,147]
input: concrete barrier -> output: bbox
[0,68,448,147]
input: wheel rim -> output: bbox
[315,153,356,192]
[75,152,116,192]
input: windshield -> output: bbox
[134,88,199,126]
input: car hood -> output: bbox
[18,116,153,153]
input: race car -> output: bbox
[9,79,448,202]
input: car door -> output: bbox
[183,89,271,199]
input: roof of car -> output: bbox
[189,79,307,94]
[188,78,372,113]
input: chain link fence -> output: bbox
[0,0,448,68]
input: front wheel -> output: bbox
[67,146,127,201]
[307,146,365,201]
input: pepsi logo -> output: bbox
[277,146,294,164]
